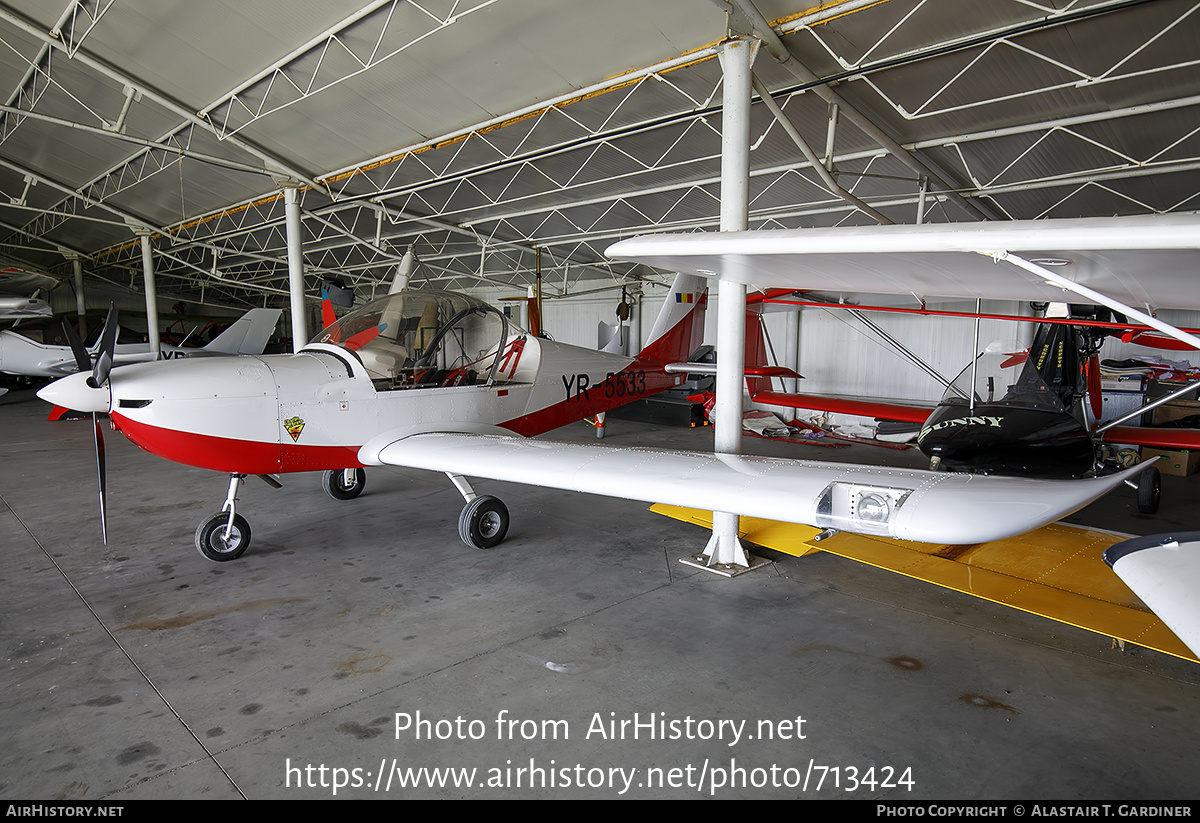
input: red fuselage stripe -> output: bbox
[112,412,363,474]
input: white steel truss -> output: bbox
[0,0,1197,310]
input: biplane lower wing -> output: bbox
[1103,425,1200,451]
[753,394,1200,449]
[364,432,1146,545]
[753,390,933,424]
[653,504,1197,663]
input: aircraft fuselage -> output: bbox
[917,401,1093,477]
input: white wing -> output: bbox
[1105,534,1200,659]
[606,214,1200,311]
[362,432,1144,545]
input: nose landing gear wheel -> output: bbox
[195,513,252,561]
[458,495,509,549]
[322,468,367,500]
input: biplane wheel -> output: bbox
[458,495,509,550]
[1137,466,1161,515]
[322,468,366,500]
[195,513,252,562]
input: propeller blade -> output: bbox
[61,316,91,373]
[91,303,118,388]
[93,411,108,545]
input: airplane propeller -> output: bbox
[60,303,118,544]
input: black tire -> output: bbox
[1137,466,1161,515]
[195,513,252,561]
[322,468,366,500]
[458,495,509,549]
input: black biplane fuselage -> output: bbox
[916,321,1108,479]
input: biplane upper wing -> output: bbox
[362,431,1145,545]
[610,214,1200,446]
[606,214,1200,311]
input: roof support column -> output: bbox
[703,37,758,570]
[281,183,308,351]
[69,255,86,340]
[135,230,160,358]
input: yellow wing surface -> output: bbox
[651,504,1197,663]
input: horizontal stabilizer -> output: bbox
[668,363,802,379]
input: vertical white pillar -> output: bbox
[138,232,160,357]
[71,256,87,340]
[282,184,308,352]
[704,37,758,569]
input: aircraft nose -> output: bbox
[37,371,109,413]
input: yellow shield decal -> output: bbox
[284,415,305,442]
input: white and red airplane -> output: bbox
[39,257,1148,563]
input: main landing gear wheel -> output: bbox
[1137,466,1161,515]
[195,513,252,562]
[458,495,509,549]
[322,468,366,500]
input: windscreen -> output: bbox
[311,289,518,387]
[940,324,1079,412]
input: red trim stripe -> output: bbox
[112,412,363,474]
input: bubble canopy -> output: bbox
[309,289,521,389]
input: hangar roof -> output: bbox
[1,0,1198,308]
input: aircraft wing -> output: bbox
[1105,533,1200,659]
[752,390,933,424]
[1103,425,1200,451]
[0,296,52,318]
[606,214,1200,311]
[751,395,1200,447]
[361,432,1146,545]
[0,267,57,296]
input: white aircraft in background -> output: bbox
[0,266,55,319]
[0,296,52,319]
[1,307,281,378]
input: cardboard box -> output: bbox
[1153,399,1200,426]
[1148,379,1200,401]
[1142,447,1200,476]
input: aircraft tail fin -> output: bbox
[636,273,707,365]
[201,308,282,355]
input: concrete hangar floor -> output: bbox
[2,386,1198,801]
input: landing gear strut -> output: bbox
[195,474,251,561]
[1137,465,1161,515]
[448,473,510,549]
[322,467,366,500]
[193,473,281,561]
